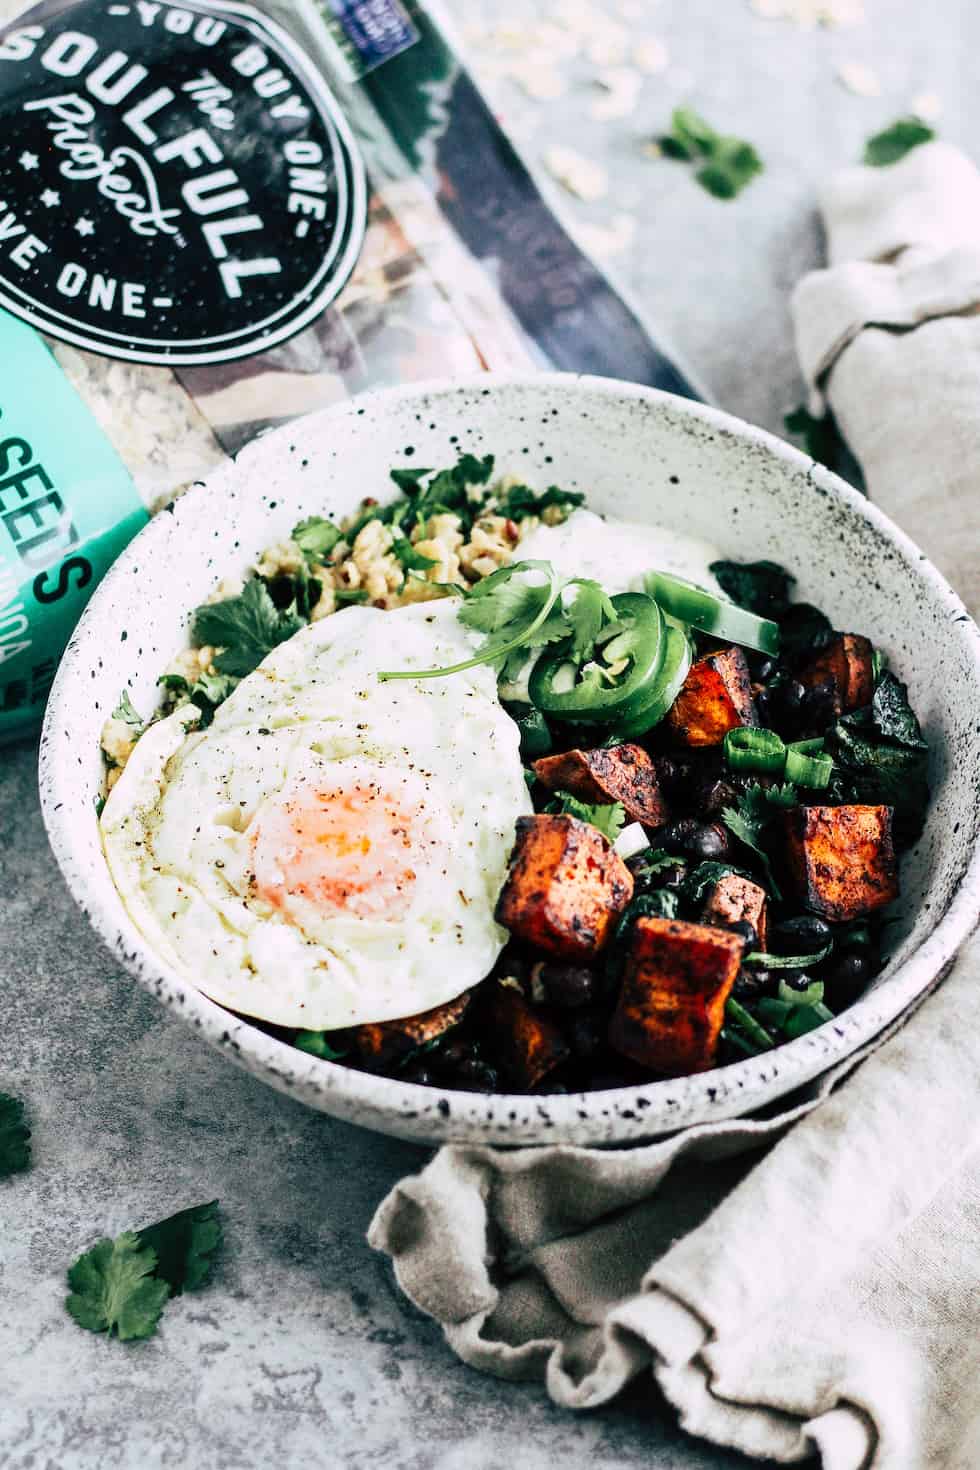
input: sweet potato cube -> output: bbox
[532,743,669,826]
[783,805,898,921]
[608,918,743,1074]
[480,982,570,1089]
[702,873,769,950]
[667,646,757,746]
[799,634,873,715]
[495,814,634,960]
[353,991,472,1071]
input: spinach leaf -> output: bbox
[824,672,929,844]
[708,559,795,618]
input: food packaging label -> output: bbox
[0,0,367,364]
[0,309,148,740]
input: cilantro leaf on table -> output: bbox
[293,516,341,562]
[658,108,763,199]
[111,690,143,731]
[0,1092,31,1179]
[708,559,795,618]
[192,579,305,679]
[137,1201,222,1296]
[66,1234,171,1341]
[546,793,626,842]
[783,405,844,471]
[864,117,936,168]
[66,1202,224,1342]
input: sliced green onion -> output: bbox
[724,997,775,1051]
[724,727,786,773]
[784,739,832,789]
[777,976,825,1007]
[784,1002,834,1038]
[744,942,833,969]
[294,1031,347,1060]
[643,570,781,655]
[721,1026,768,1058]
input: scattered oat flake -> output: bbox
[912,91,942,122]
[837,60,881,97]
[575,213,636,258]
[586,27,630,67]
[590,67,643,121]
[635,36,669,74]
[543,145,609,201]
[510,59,568,100]
[750,0,864,24]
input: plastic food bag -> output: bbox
[0,0,694,744]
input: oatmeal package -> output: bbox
[0,0,693,744]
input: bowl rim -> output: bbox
[39,371,980,1144]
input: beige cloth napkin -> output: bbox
[370,144,980,1469]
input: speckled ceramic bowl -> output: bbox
[40,375,980,1146]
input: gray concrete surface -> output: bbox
[4,2,978,1466]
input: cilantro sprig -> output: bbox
[658,107,763,199]
[0,1092,31,1179]
[863,117,936,168]
[191,579,305,679]
[546,792,626,842]
[66,1201,222,1342]
[720,782,798,898]
[377,562,617,685]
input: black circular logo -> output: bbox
[0,0,366,363]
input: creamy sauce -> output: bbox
[518,509,725,594]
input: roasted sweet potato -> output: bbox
[532,743,669,826]
[667,646,757,746]
[480,981,570,1089]
[799,634,873,715]
[783,805,898,921]
[702,873,768,950]
[495,814,634,960]
[353,991,472,1071]
[608,917,743,1074]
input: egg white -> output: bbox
[101,600,532,1030]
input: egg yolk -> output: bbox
[250,773,428,921]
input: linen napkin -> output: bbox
[370,141,980,1469]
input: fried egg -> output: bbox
[101,600,531,1030]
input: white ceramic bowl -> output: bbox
[40,375,980,1145]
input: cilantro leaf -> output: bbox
[864,117,935,168]
[112,690,143,730]
[492,482,585,522]
[66,1234,170,1341]
[293,516,340,562]
[659,108,763,199]
[0,1093,31,1178]
[137,1201,222,1296]
[390,467,433,494]
[547,792,626,842]
[157,673,190,697]
[720,783,794,897]
[566,579,617,661]
[192,579,305,679]
[391,531,438,573]
[681,860,751,909]
[708,559,795,618]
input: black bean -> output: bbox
[400,1063,433,1086]
[771,914,833,952]
[436,1038,475,1072]
[732,967,776,999]
[653,755,680,793]
[800,679,838,731]
[777,679,805,716]
[783,971,815,993]
[565,1012,605,1059]
[748,653,778,683]
[693,777,742,818]
[659,818,730,861]
[823,952,871,1010]
[449,1058,499,1092]
[724,919,758,950]
[754,688,774,724]
[539,964,595,1010]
